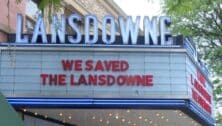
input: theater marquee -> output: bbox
[0,13,214,125]
[0,47,213,114]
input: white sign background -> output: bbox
[0,49,190,98]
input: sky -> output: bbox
[114,0,162,17]
[114,0,163,29]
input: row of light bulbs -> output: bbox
[23,109,72,124]
[23,109,200,126]
[23,109,165,126]
[90,109,160,126]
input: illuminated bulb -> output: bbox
[99,119,103,122]
[149,121,153,124]
[92,116,96,119]
[126,110,130,113]
[144,118,148,122]
[166,119,169,122]
[122,118,125,122]
[44,115,48,118]
[115,115,119,119]
[59,113,63,116]
[179,113,183,116]
[156,113,160,117]
[128,121,131,124]
[138,115,142,119]
[161,116,164,119]
[34,112,38,116]
[68,116,72,119]
[23,109,27,112]
[109,113,112,117]
[106,120,109,124]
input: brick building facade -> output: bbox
[0,0,26,42]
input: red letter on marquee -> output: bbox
[40,74,48,85]
[85,60,93,71]
[120,60,129,71]
[197,70,206,86]
[75,60,83,71]
[61,60,73,71]
[58,74,66,85]
[95,60,104,71]
[145,75,153,86]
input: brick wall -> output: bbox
[0,0,26,42]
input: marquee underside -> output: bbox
[8,98,214,126]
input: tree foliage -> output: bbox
[162,0,222,123]
[162,0,222,73]
[17,0,62,19]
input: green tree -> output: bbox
[162,0,222,123]
[17,0,62,19]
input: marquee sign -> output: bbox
[190,70,212,114]
[0,13,213,118]
[15,14,171,45]
[0,48,213,115]
[0,50,188,98]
